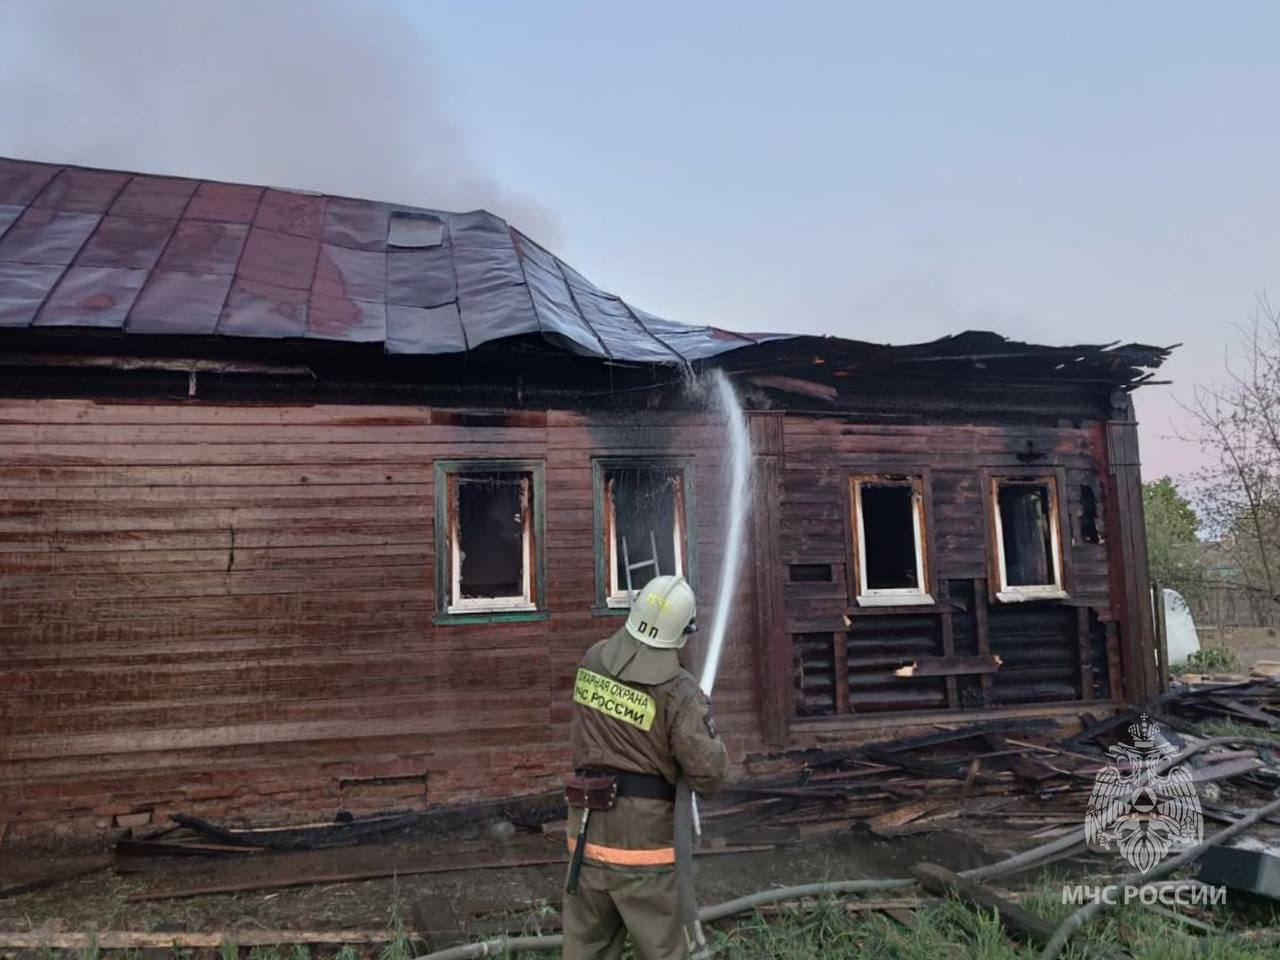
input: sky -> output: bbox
[2,0,1277,480]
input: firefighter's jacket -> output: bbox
[567,628,729,866]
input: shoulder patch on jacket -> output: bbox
[573,668,656,731]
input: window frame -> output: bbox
[592,456,696,614]
[848,472,935,607]
[433,459,547,624]
[983,467,1072,603]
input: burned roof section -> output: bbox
[721,331,1174,394]
[0,157,777,365]
[0,157,1172,389]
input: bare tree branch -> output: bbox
[1179,294,1280,611]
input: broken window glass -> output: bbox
[852,477,930,604]
[449,472,532,610]
[605,467,685,603]
[996,481,1060,590]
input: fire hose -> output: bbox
[674,606,736,958]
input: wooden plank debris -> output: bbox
[893,655,1002,678]
[983,733,1059,784]
[129,856,572,901]
[913,862,1059,945]
[0,856,111,899]
[881,906,920,929]
[0,931,394,949]
[867,801,939,836]
[1190,757,1266,784]
[1204,696,1280,728]
[721,680,1280,853]
[1064,709,1137,750]
[116,837,266,858]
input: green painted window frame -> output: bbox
[591,456,697,616]
[433,458,549,626]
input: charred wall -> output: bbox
[779,416,1121,728]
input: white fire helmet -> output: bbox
[625,575,696,649]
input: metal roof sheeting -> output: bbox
[0,157,780,364]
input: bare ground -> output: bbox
[0,824,1006,942]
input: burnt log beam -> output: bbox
[750,412,791,744]
[913,863,1064,950]
[1103,400,1159,703]
[894,654,1002,678]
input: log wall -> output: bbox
[0,399,757,841]
[0,396,1147,841]
[775,416,1123,739]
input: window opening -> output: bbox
[1080,484,1101,544]
[852,476,931,605]
[605,467,685,606]
[449,472,534,612]
[992,477,1066,600]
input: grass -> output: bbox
[710,894,1280,960]
[377,912,413,960]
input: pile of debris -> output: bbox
[713,677,1280,851]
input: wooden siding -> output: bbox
[780,416,1119,730]
[0,397,1147,839]
[748,413,788,745]
[0,399,759,838]
[1103,401,1160,701]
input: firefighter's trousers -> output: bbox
[561,862,686,960]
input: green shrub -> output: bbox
[1173,646,1240,676]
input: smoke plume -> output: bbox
[0,0,560,241]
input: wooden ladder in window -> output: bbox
[621,531,662,606]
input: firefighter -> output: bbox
[562,574,729,960]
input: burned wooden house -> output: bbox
[0,158,1171,841]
